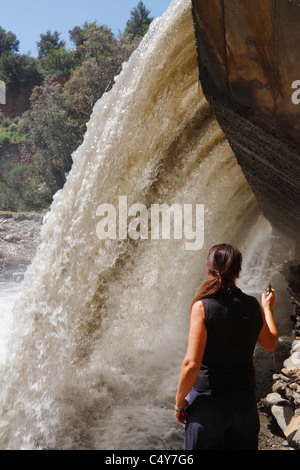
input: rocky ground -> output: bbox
[258,404,293,450]
[0,211,43,282]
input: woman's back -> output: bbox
[193,288,263,392]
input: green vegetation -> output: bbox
[0,2,153,212]
[0,26,19,55]
[0,115,31,144]
[124,1,154,38]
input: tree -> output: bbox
[0,26,19,55]
[40,47,77,77]
[124,1,154,38]
[0,52,42,115]
[37,30,77,77]
[69,21,97,48]
[77,25,117,65]
[64,25,139,121]
[0,52,41,86]
[27,82,80,194]
[0,156,47,212]
[37,30,66,58]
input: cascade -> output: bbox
[0,0,294,449]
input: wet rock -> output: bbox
[271,405,294,433]
[5,234,21,242]
[284,413,300,449]
[11,272,24,283]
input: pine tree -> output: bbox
[124,1,154,38]
[37,30,66,58]
[0,27,19,56]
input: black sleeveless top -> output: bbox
[193,288,263,392]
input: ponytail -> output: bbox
[191,244,242,307]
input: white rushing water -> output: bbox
[0,0,294,450]
[0,283,21,364]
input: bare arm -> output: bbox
[175,301,207,424]
[258,288,278,352]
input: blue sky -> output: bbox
[0,0,173,56]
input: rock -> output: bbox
[272,378,290,396]
[291,340,300,353]
[266,392,290,406]
[272,373,290,382]
[11,273,24,283]
[5,234,21,242]
[271,404,294,433]
[284,414,300,449]
[284,351,300,370]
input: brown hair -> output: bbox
[192,243,242,306]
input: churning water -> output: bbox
[0,0,294,449]
[0,282,21,364]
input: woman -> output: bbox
[175,243,278,450]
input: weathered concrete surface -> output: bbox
[192,0,300,238]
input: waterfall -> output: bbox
[0,0,293,450]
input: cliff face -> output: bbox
[191,0,300,240]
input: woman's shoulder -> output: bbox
[190,300,205,321]
[235,289,262,313]
[191,299,205,310]
[236,288,260,303]
[203,288,259,305]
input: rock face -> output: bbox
[191,0,300,237]
[0,212,43,282]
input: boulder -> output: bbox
[271,405,294,434]
[266,392,290,406]
[284,414,300,450]
[283,351,300,371]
